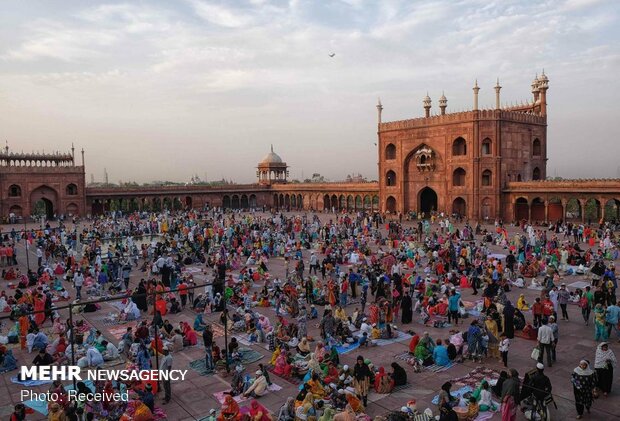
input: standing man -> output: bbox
[36,247,43,268]
[160,347,173,404]
[73,270,84,300]
[537,319,554,367]
[203,325,214,371]
[558,284,570,320]
[581,286,594,325]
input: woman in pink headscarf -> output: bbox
[249,400,271,421]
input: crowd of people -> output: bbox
[0,208,618,421]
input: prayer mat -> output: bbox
[266,365,303,386]
[213,391,250,405]
[110,300,127,311]
[333,341,361,355]
[108,322,138,340]
[449,367,500,389]
[368,383,411,403]
[355,329,411,346]
[423,362,456,372]
[568,280,590,289]
[395,352,416,365]
[101,356,126,368]
[212,383,282,405]
[25,381,96,416]
[432,386,473,405]
[238,347,264,364]
[100,317,129,326]
[188,358,216,376]
[11,377,53,387]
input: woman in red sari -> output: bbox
[368,303,380,325]
[327,280,336,307]
[217,395,241,421]
[249,400,271,421]
[33,293,46,327]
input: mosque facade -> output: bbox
[1,73,619,223]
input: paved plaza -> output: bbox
[0,214,618,420]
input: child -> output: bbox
[309,305,318,319]
[498,333,510,367]
[359,332,370,347]
[465,396,479,421]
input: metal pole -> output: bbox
[68,303,77,390]
[222,307,229,373]
[23,219,30,272]
[153,290,160,390]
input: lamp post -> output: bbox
[220,307,230,373]
[23,219,30,271]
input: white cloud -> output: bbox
[187,0,254,28]
[0,0,617,182]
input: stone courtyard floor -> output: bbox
[0,213,619,420]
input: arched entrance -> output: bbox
[33,198,54,219]
[30,185,58,219]
[452,197,466,216]
[419,187,437,215]
[386,196,397,213]
[515,197,529,221]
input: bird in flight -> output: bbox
[328,53,335,57]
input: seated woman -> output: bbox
[0,349,17,373]
[464,396,479,421]
[249,400,271,421]
[297,338,311,356]
[476,381,496,411]
[414,343,433,366]
[408,332,420,354]
[390,362,407,386]
[181,322,198,346]
[516,294,529,311]
[306,372,326,398]
[345,391,364,412]
[194,313,207,332]
[217,395,241,421]
[273,349,293,377]
[432,339,451,366]
[374,366,393,394]
[314,342,326,361]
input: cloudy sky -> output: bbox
[0,0,618,183]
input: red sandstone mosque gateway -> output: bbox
[1,73,619,223]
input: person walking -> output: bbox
[537,318,554,367]
[160,347,173,404]
[580,287,594,325]
[594,342,617,396]
[558,283,570,320]
[571,360,597,419]
[548,316,559,364]
[73,270,84,300]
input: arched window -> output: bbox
[452,137,467,156]
[533,138,541,156]
[482,169,492,186]
[533,167,541,180]
[8,184,21,197]
[481,138,491,155]
[66,183,78,195]
[386,170,396,186]
[385,143,396,160]
[452,168,466,186]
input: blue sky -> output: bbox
[0,0,618,183]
